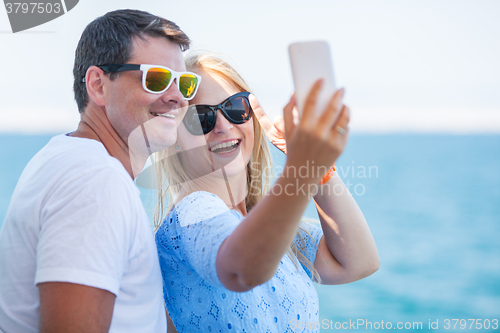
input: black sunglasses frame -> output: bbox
[97,64,141,73]
[183,91,253,136]
[82,64,201,100]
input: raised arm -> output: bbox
[312,172,380,284]
[252,90,379,285]
[217,81,349,292]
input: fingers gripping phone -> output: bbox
[289,41,337,115]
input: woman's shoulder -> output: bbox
[174,191,231,227]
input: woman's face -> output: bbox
[176,69,254,179]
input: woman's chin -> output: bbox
[211,162,247,179]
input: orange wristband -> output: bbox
[319,165,336,185]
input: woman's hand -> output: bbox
[250,94,287,154]
[216,83,352,292]
[283,80,350,184]
[278,82,377,285]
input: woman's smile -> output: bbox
[209,139,242,154]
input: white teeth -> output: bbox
[210,140,239,152]
[151,112,175,119]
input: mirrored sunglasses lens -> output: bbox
[145,68,172,92]
[179,74,199,99]
[224,97,251,123]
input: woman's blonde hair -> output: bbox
[154,51,320,282]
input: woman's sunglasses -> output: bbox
[89,64,202,100]
[183,91,253,136]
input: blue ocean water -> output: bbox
[1,134,499,332]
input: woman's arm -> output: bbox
[166,307,177,333]
[313,171,380,284]
[217,82,349,292]
[253,93,379,285]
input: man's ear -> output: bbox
[85,66,107,107]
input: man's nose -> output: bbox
[160,78,186,106]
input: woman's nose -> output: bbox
[212,109,233,134]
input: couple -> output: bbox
[0,9,379,333]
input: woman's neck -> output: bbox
[177,167,248,216]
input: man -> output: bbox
[0,9,196,333]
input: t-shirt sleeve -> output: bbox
[293,221,323,278]
[35,167,139,296]
[172,191,240,288]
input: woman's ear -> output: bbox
[84,66,107,107]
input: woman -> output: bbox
[154,52,379,332]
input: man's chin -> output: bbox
[143,128,176,151]
[142,119,179,150]
[128,123,176,153]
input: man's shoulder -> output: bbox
[17,134,134,197]
[35,134,128,178]
[45,134,118,166]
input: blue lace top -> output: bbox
[156,191,324,333]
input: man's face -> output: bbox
[102,35,188,153]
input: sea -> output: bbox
[1,134,499,332]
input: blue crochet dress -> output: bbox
[156,191,323,332]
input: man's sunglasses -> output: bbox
[86,64,202,100]
[183,92,253,136]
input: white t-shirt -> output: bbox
[0,135,166,333]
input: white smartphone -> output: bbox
[289,40,336,115]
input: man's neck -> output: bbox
[71,106,135,179]
[70,119,101,142]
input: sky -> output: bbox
[0,0,499,134]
